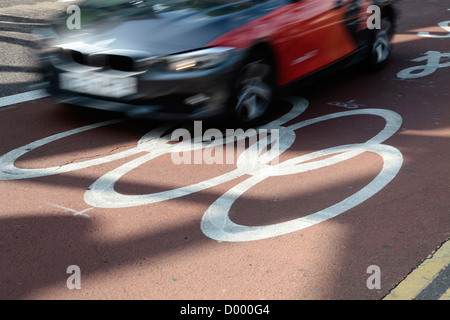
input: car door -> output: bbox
[207,0,371,87]
[276,0,368,85]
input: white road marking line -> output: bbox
[44,202,92,218]
[0,96,404,242]
[0,89,49,108]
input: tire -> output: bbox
[229,58,274,127]
[366,13,394,71]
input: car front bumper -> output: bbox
[41,50,245,120]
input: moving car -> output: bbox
[36,0,400,124]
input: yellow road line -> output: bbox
[439,287,450,300]
[384,239,450,300]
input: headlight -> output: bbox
[165,47,235,71]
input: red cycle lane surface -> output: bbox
[0,0,449,300]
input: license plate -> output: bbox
[59,72,137,98]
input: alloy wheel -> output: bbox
[233,60,273,124]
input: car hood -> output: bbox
[52,0,285,57]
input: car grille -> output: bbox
[59,49,136,72]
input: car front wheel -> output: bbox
[230,58,274,126]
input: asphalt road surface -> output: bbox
[0,0,449,302]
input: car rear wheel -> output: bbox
[230,58,274,126]
[366,13,394,71]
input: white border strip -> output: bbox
[0,90,49,108]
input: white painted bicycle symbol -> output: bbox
[0,97,403,242]
[397,16,450,79]
[418,20,450,39]
[397,51,450,79]
[327,100,365,109]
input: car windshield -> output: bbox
[75,0,268,24]
[82,0,267,9]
